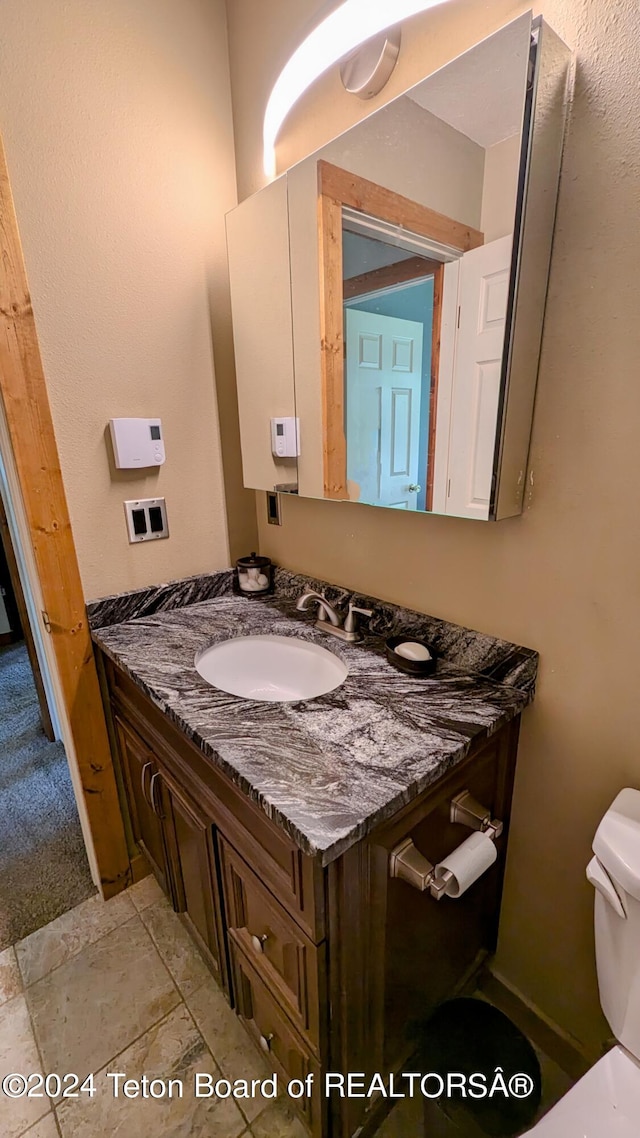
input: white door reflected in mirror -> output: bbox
[445,234,512,520]
[345,308,424,510]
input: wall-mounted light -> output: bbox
[263,0,454,178]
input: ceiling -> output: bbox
[406,13,531,149]
[343,230,418,279]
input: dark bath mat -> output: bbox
[418,997,542,1136]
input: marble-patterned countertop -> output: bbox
[90,570,537,865]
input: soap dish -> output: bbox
[385,635,437,676]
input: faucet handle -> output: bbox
[295,590,341,627]
[344,603,374,635]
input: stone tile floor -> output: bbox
[0,879,574,1138]
[0,877,308,1138]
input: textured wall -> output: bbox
[226,0,640,1057]
[481,134,521,241]
[0,0,257,601]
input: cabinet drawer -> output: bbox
[220,837,324,1049]
[229,940,323,1137]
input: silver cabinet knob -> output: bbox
[251,933,268,954]
[259,1032,274,1053]
[407,484,421,493]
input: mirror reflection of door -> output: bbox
[342,225,438,510]
[345,307,423,509]
[316,160,486,510]
[446,235,512,519]
[335,202,512,519]
[340,213,454,513]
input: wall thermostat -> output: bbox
[270,417,300,458]
[109,418,165,469]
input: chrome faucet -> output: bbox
[296,591,373,643]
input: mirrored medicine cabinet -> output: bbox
[227,13,571,521]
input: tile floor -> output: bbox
[0,879,574,1138]
[0,876,308,1138]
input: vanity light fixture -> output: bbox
[263,0,455,177]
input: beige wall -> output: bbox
[0,0,257,602]
[226,0,640,1057]
[481,133,521,242]
[227,176,297,492]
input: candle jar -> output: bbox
[234,552,274,597]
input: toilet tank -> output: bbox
[590,788,640,1060]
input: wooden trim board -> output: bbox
[343,255,440,300]
[0,135,130,898]
[477,969,590,1081]
[425,262,444,512]
[318,160,484,254]
[317,180,348,499]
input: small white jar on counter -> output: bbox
[234,552,274,596]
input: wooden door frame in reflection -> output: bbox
[343,255,440,301]
[317,159,483,503]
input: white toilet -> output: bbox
[525,787,640,1135]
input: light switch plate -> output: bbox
[266,491,281,526]
[124,498,169,543]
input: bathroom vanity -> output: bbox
[90,570,536,1138]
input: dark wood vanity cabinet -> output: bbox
[109,686,228,989]
[99,653,520,1138]
[160,769,226,984]
[113,712,172,900]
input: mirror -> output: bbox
[227,14,571,520]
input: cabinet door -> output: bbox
[161,772,227,991]
[114,714,171,897]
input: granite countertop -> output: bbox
[89,569,537,866]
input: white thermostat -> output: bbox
[109,418,165,469]
[270,417,300,458]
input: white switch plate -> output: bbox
[124,498,169,543]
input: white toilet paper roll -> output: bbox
[433,830,497,898]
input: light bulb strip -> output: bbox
[263,0,451,177]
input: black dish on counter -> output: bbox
[385,635,437,676]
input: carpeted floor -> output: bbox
[0,642,96,949]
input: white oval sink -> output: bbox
[195,634,348,702]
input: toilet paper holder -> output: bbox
[389,790,503,899]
